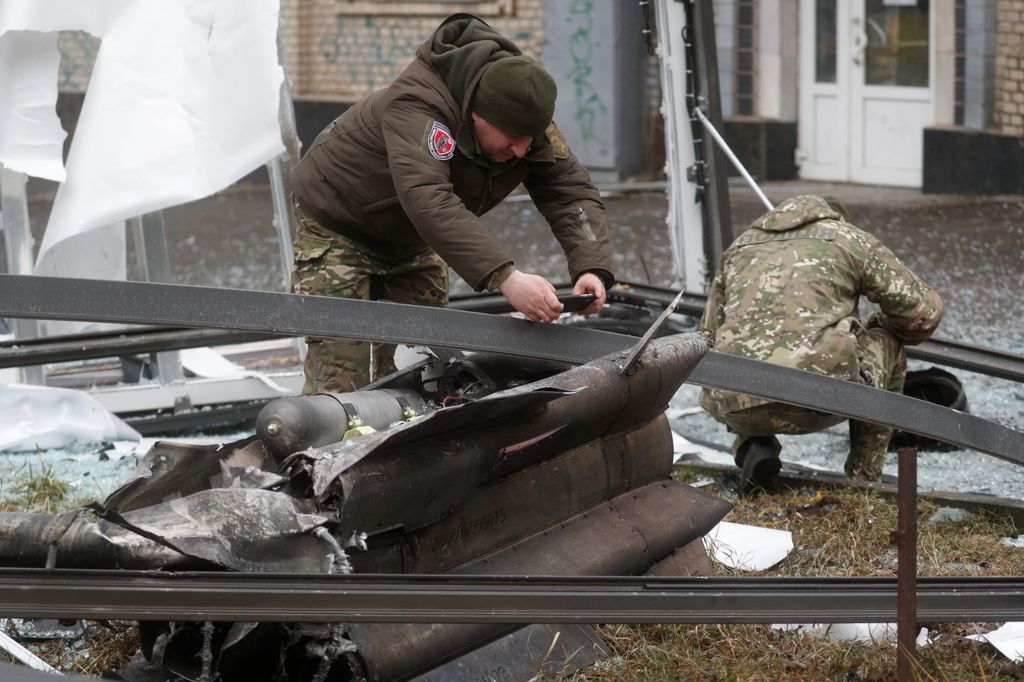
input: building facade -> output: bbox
[56,0,1023,192]
[718,0,1023,192]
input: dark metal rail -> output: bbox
[0,325,286,369]
[0,275,1021,465]
[5,282,1021,385]
[603,284,1024,383]
[0,569,1022,624]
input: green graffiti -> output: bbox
[566,0,608,144]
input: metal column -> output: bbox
[0,165,44,385]
[129,211,183,384]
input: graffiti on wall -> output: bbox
[319,15,420,95]
[565,0,607,145]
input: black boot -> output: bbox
[737,437,782,495]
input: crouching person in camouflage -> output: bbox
[699,195,943,494]
[289,13,615,394]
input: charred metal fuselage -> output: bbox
[0,332,730,681]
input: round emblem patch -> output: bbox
[427,121,455,161]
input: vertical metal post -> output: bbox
[0,165,45,385]
[269,26,302,296]
[129,211,183,383]
[273,31,306,360]
[895,446,918,681]
[268,156,294,294]
[652,0,711,292]
[689,0,735,275]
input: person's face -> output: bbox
[471,112,533,163]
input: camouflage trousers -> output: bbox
[720,327,907,480]
[290,200,448,394]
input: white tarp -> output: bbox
[0,0,285,266]
[0,384,140,452]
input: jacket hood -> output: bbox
[424,14,520,109]
[750,194,843,232]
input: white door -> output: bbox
[798,0,933,187]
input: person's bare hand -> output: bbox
[499,269,563,322]
[573,272,606,316]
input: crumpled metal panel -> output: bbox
[101,488,334,573]
[286,388,573,499]
[288,333,710,537]
[644,536,715,577]
[455,480,730,576]
[376,415,672,574]
[344,480,731,681]
[0,332,721,681]
[0,510,195,569]
[104,436,282,513]
[0,489,333,573]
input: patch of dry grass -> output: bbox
[1,620,140,677]
[558,470,1024,681]
[0,454,83,513]
[2,463,1022,679]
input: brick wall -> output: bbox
[995,0,1024,134]
[286,0,545,102]
[54,1,544,103]
[56,31,99,92]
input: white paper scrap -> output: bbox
[967,622,1024,663]
[704,521,793,571]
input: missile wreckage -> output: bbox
[0,331,732,681]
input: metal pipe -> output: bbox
[692,107,773,211]
[896,447,919,681]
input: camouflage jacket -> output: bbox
[290,13,614,291]
[700,194,944,415]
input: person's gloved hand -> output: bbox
[499,269,563,322]
[572,272,606,316]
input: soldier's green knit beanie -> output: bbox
[472,56,556,138]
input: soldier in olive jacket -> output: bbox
[290,13,615,393]
[700,195,943,491]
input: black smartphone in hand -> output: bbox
[557,293,597,312]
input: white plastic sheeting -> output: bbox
[0,384,140,452]
[0,0,285,266]
[773,622,930,647]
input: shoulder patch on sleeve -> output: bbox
[545,122,570,159]
[424,120,456,161]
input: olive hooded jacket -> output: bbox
[290,13,615,291]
